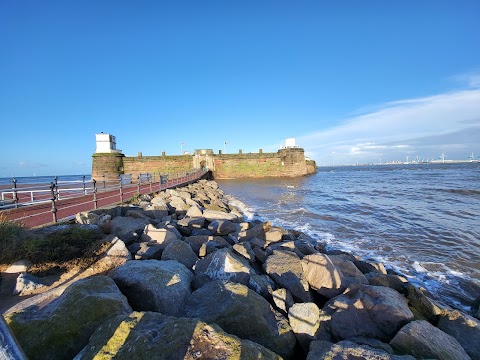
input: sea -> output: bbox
[217,163,480,312]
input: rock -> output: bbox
[390,320,471,360]
[198,237,230,257]
[264,250,312,302]
[233,242,256,262]
[288,303,331,350]
[76,311,282,360]
[125,209,150,219]
[194,248,254,288]
[208,220,236,235]
[437,310,480,359]
[185,281,296,359]
[191,228,213,236]
[109,216,150,237]
[144,206,169,220]
[7,276,132,360]
[185,205,203,218]
[248,274,276,299]
[407,284,447,323]
[184,235,226,254]
[202,209,239,222]
[4,260,32,274]
[272,288,294,314]
[75,211,100,224]
[168,196,189,214]
[294,239,318,256]
[347,336,395,354]
[238,223,267,242]
[366,273,408,294]
[324,285,414,342]
[471,295,480,319]
[301,253,345,299]
[328,254,368,287]
[140,224,177,249]
[91,236,131,271]
[307,340,415,360]
[253,246,268,263]
[14,273,46,295]
[265,241,305,258]
[110,260,193,316]
[134,242,163,260]
[161,239,198,270]
[176,217,206,236]
[353,259,388,275]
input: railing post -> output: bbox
[54,176,59,200]
[93,179,98,210]
[149,174,153,193]
[137,175,140,195]
[82,175,86,195]
[119,178,123,204]
[50,182,57,223]
[103,174,106,189]
[12,178,18,208]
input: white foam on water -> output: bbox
[225,195,256,220]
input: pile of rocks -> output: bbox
[5,180,479,359]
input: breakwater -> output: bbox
[3,179,479,359]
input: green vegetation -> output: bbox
[0,213,105,272]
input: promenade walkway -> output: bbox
[1,170,209,228]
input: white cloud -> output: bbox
[298,87,480,165]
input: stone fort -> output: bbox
[91,133,316,180]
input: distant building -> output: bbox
[282,138,299,149]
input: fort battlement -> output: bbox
[91,134,316,180]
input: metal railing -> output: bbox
[1,170,207,228]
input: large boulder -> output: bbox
[301,253,345,299]
[184,235,226,254]
[194,248,254,288]
[324,285,414,342]
[185,281,296,359]
[140,224,177,249]
[307,340,415,360]
[366,273,408,294]
[288,302,332,350]
[406,284,447,322]
[109,216,150,237]
[203,209,239,222]
[110,260,193,316]
[437,310,480,359]
[328,254,368,287]
[264,250,312,302]
[390,320,471,360]
[76,311,282,360]
[208,220,236,235]
[168,196,189,214]
[7,276,132,360]
[161,239,198,270]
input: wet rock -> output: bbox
[407,284,447,323]
[161,239,198,270]
[110,260,193,316]
[307,340,415,360]
[324,285,414,342]
[390,320,471,360]
[7,276,131,360]
[265,250,312,302]
[194,248,254,288]
[366,273,408,294]
[76,312,282,360]
[437,309,480,359]
[185,281,296,359]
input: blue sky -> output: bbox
[1,1,479,176]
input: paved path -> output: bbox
[2,172,208,228]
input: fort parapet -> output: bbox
[91,134,316,180]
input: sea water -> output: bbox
[218,163,480,311]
